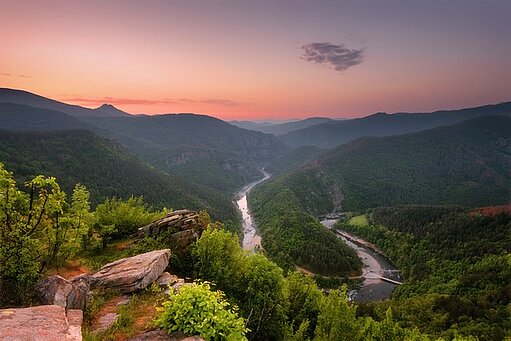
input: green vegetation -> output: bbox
[267,145,325,176]
[250,183,360,276]
[347,214,369,227]
[0,163,168,306]
[0,129,238,221]
[83,113,288,193]
[155,282,248,340]
[338,206,511,340]
[262,116,511,213]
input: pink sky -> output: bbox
[1,0,510,120]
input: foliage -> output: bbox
[194,228,286,340]
[250,180,360,276]
[340,206,511,340]
[94,196,165,246]
[155,282,248,341]
[264,116,511,213]
[0,129,238,221]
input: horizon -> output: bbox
[1,0,510,120]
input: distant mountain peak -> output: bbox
[94,103,131,116]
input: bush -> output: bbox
[155,282,248,340]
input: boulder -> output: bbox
[156,272,179,288]
[90,249,171,293]
[136,210,202,238]
[34,275,89,310]
[0,305,82,341]
[135,210,206,255]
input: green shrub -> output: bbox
[154,282,248,340]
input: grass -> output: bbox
[83,284,167,340]
[347,214,369,227]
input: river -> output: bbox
[235,169,270,251]
[321,219,401,301]
[235,172,400,301]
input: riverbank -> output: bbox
[321,219,401,301]
[235,169,270,251]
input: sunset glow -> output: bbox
[1,0,510,120]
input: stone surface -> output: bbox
[90,249,171,293]
[34,275,89,310]
[127,330,205,341]
[156,272,179,288]
[0,305,82,341]
[136,210,201,238]
[135,210,207,255]
[95,312,118,334]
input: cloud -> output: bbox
[178,98,244,106]
[301,42,364,72]
[1,73,11,76]
[18,74,32,78]
[63,97,179,106]
[0,72,33,78]
[62,96,252,107]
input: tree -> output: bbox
[0,163,66,305]
[155,282,248,340]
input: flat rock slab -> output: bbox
[0,305,82,341]
[91,249,171,293]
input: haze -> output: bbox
[1,0,510,120]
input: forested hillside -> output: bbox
[0,103,92,131]
[338,206,510,340]
[0,130,237,220]
[259,116,511,214]
[81,114,288,192]
[250,179,360,277]
[280,102,511,148]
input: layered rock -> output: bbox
[34,275,90,310]
[90,249,171,293]
[0,305,82,341]
[136,210,206,255]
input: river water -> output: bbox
[235,172,400,301]
[235,169,270,251]
[322,219,401,301]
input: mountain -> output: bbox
[0,88,130,117]
[231,117,333,135]
[279,102,511,148]
[0,129,238,221]
[0,88,288,193]
[267,145,324,176]
[253,115,511,215]
[94,103,131,117]
[82,114,289,192]
[0,103,92,131]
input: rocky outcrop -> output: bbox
[136,210,206,254]
[34,275,89,310]
[0,305,82,341]
[90,249,171,293]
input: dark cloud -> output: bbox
[1,72,11,76]
[301,42,364,72]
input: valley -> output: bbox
[0,89,509,340]
[235,168,270,251]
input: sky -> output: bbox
[1,0,510,120]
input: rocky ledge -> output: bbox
[0,305,83,341]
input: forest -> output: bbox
[338,206,510,340]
